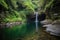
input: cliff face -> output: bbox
[26,13,46,23]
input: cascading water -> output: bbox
[35,12,39,32]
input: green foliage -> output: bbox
[0,0,59,22]
[0,0,40,22]
[43,0,54,12]
[23,0,37,11]
[0,0,8,9]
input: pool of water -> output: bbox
[1,22,41,40]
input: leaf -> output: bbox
[0,0,8,9]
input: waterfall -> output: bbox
[35,12,38,32]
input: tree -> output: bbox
[0,0,60,23]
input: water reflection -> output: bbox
[1,21,42,40]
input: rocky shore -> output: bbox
[41,19,60,36]
[0,22,22,28]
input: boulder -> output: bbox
[44,20,60,36]
[46,24,60,36]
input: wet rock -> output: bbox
[6,22,21,28]
[44,22,60,36]
[43,24,52,27]
[41,20,60,36]
[0,22,22,28]
[41,19,52,25]
[46,24,60,36]
[52,20,60,25]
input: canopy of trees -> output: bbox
[0,0,60,23]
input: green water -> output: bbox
[1,22,41,40]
